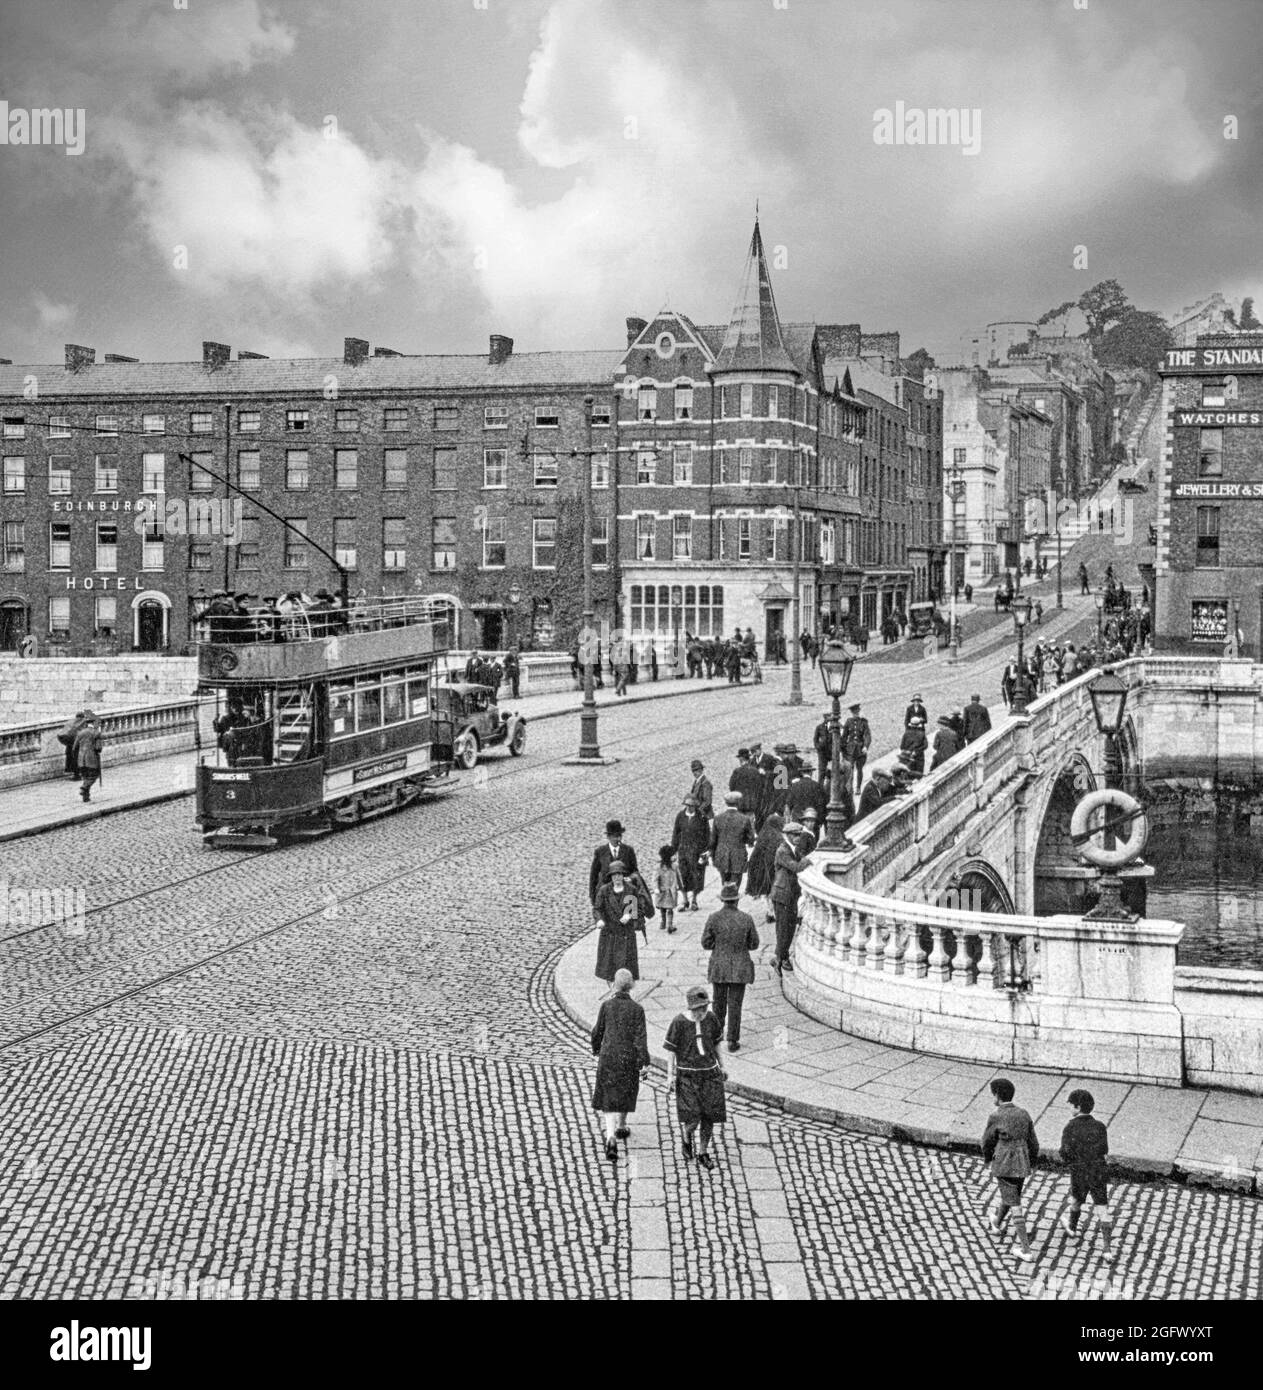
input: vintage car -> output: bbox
[433,681,526,769]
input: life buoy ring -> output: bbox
[1069,788,1148,869]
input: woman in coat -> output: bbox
[671,795,710,912]
[745,811,783,920]
[593,861,642,983]
[590,968,650,1161]
[898,717,927,776]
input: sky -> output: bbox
[0,0,1260,367]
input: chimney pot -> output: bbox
[344,337,370,366]
[65,344,95,371]
[203,341,231,370]
[373,346,401,357]
[103,353,139,364]
[237,349,269,360]
[626,317,648,347]
[489,334,514,365]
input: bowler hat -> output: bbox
[605,819,624,837]
[690,759,704,770]
[719,882,740,902]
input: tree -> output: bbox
[903,347,935,377]
[1096,309,1173,371]
[1241,297,1261,330]
[1078,280,1132,340]
[1038,300,1078,331]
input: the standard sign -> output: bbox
[1165,347,1263,371]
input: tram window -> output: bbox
[356,686,382,731]
[383,680,407,726]
[408,677,429,718]
[329,683,354,737]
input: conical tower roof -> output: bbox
[712,219,798,374]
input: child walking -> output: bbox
[664,985,726,1170]
[981,1076,1040,1264]
[655,843,680,935]
[1059,1089,1114,1260]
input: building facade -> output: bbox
[1154,334,1263,656]
[0,223,942,658]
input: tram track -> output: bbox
[0,684,785,1049]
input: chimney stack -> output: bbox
[626,317,648,347]
[344,337,370,366]
[203,341,231,370]
[0,358,12,366]
[65,344,95,372]
[373,346,401,357]
[237,349,269,360]
[104,353,139,364]
[489,334,514,365]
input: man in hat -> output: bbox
[813,710,833,785]
[854,768,893,822]
[73,713,103,803]
[899,716,927,776]
[707,792,756,890]
[671,796,709,911]
[785,762,828,827]
[904,693,928,729]
[841,703,871,795]
[589,819,638,904]
[728,748,762,817]
[796,807,820,855]
[590,968,650,1162]
[701,883,760,1051]
[689,759,713,820]
[962,693,993,745]
[930,714,963,771]
[770,821,809,972]
[664,985,726,1169]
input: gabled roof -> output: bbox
[620,310,715,372]
[711,220,798,375]
[823,357,901,409]
[0,350,626,399]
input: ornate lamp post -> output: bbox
[1078,669,1142,921]
[818,637,856,851]
[1095,587,1105,647]
[507,581,522,651]
[1010,594,1033,714]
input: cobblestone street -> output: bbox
[2,650,1260,1300]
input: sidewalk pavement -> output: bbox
[0,668,758,844]
[554,878,1263,1194]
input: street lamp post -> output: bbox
[578,396,601,760]
[1010,594,1033,714]
[818,638,856,851]
[1084,669,1134,920]
[1095,588,1105,648]
[788,482,803,706]
[507,581,522,651]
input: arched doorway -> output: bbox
[132,591,171,652]
[0,598,29,652]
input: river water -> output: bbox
[1143,819,1263,970]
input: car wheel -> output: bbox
[509,723,526,756]
[455,731,479,770]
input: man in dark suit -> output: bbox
[770,823,808,972]
[813,712,832,784]
[671,795,710,911]
[689,759,714,820]
[708,793,756,889]
[785,768,828,827]
[701,882,759,1051]
[904,693,928,728]
[962,693,993,744]
[841,705,871,795]
[728,748,763,815]
[589,818,638,905]
[854,768,893,822]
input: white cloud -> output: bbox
[33,293,74,328]
[86,0,294,83]
[104,106,403,300]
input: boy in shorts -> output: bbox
[1059,1089,1114,1260]
[981,1076,1040,1263]
[664,985,726,1171]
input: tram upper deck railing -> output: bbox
[196,596,452,685]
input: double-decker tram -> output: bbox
[195,596,458,847]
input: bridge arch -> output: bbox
[1032,752,1098,915]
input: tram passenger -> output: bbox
[214,698,248,766]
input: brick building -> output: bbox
[1154,334,1263,655]
[0,220,943,659]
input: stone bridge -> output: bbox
[786,657,1263,1094]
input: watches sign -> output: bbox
[1174,410,1263,427]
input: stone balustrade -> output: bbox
[789,863,1186,1084]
